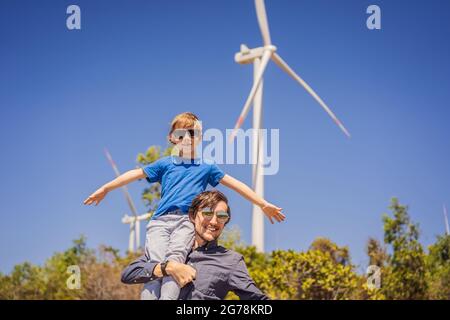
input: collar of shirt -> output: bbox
[195,239,219,252]
[171,155,201,165]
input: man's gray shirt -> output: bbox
[121,240,268,300]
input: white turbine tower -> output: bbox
[104,148,151,253]
[443,204,450,236]
[230,0,351,252]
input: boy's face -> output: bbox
[170,125,202,151]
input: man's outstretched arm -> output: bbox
[120,255,158,284]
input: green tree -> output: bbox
[253,249,363,300]
[366,237,388,268]
[0,236,91,299]
[427,234,450,299]
[0,262,46,299]
[381,198,428,299]
[0,236,142,300]
[220,230,372,300]
[309,237,351,266]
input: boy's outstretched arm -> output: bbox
[83,168,146,206]
[219,174,285,224]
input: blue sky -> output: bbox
[1,0,450,273]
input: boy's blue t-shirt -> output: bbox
[142,156,225,219]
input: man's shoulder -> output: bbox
[217,246,244,261]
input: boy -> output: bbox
[84,112,285,300]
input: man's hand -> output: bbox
[261,202,285,224]
[166,261,197,288]
[83,187,108,206]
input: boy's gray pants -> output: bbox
[141,213,194,300]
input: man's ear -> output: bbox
[189,212,195,223]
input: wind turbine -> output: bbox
[443,204,450,236]
[104,148,152,253]
[230,0,351,252]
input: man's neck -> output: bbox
[193,235,206,249]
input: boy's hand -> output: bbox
[219,174,286,224]
[83,187,108,206]
[261,202,285,224]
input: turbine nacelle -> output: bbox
[235,45,277,64]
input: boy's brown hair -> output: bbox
[169,112,201,136]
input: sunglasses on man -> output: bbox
[200,208,230,224]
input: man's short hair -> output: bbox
[189,190,231,224]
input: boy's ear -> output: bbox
[167,135,176,145]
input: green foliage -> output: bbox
[0,236,141,300]
[427,235,450,299]
[381,198,428,299]
[366,237,388,267]
[428,234,450,267]
[254,248,367,300]
[0,262,47,299]
[221,228,373,300]
[309,237,351,266]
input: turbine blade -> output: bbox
[229,49,272,142]
[444,204,450,235]
[272,53,351,138]
[104,148,139,216]
[255,0,272,46]
[104,147,121,177]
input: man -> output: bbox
[121,190,268,300]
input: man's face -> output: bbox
[193,201,229,242]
